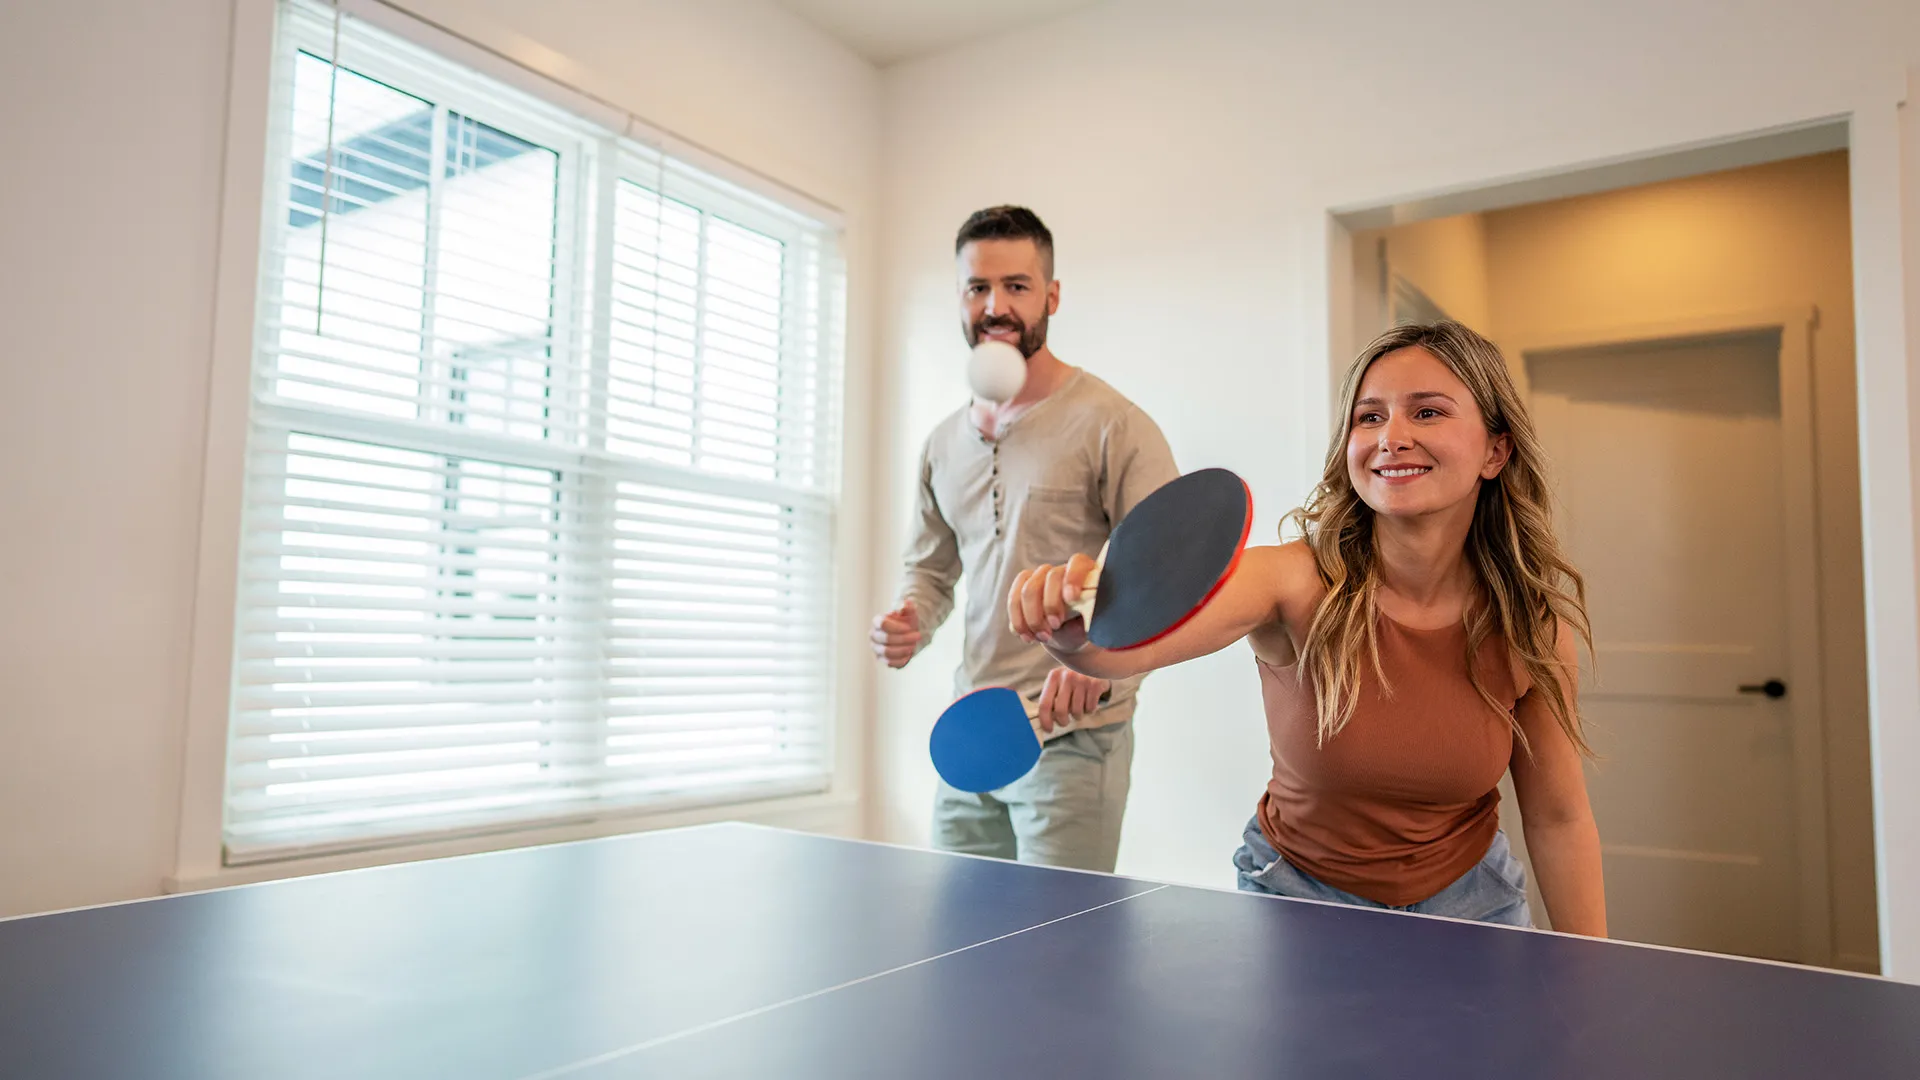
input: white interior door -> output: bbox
[1508,328,1830,964]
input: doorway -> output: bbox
[1334,142,1875,972]
[1523,321,1828,964]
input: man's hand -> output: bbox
[1036,666,1110,735]
[870,599,922,669]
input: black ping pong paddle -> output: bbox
[1071,466,1253,650]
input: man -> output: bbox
[873,206,1179,872]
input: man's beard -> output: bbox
[966,310,1048,358]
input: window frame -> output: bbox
[174,0,855,887]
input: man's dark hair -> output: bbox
[955,205,1054,278]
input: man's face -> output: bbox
[957,238,1059,358]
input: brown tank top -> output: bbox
[1256,614,1520,906]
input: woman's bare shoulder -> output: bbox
[1243,540,1323,665]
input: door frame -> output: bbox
[1503,307,1834,967]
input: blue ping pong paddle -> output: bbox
[929,468,1253,793]
[927,688,1059,794]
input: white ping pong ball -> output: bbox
[968,340,1028,403]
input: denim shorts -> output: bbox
[1232,815,1533,927]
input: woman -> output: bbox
[1008,322,1606,935]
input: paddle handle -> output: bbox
[1019,696,1078,743]
[1065,541,1107,627]
[1025,542,1106,745]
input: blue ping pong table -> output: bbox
[3,822,1917,1078]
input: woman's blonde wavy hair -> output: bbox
[1284,321,1592,757]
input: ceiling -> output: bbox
[772,0,1106,66]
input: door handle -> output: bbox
[1738,679,1787,699]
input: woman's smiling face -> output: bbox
[1345,345,1511,519]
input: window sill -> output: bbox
[165,788,861,895]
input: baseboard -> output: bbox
[1833,951,1882,975]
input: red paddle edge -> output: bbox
[1108,475,1254,652]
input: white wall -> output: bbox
[0,0,234,920]
[0,0,880,917]
[873,0,1920,975]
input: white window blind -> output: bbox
[225,0,844,862]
